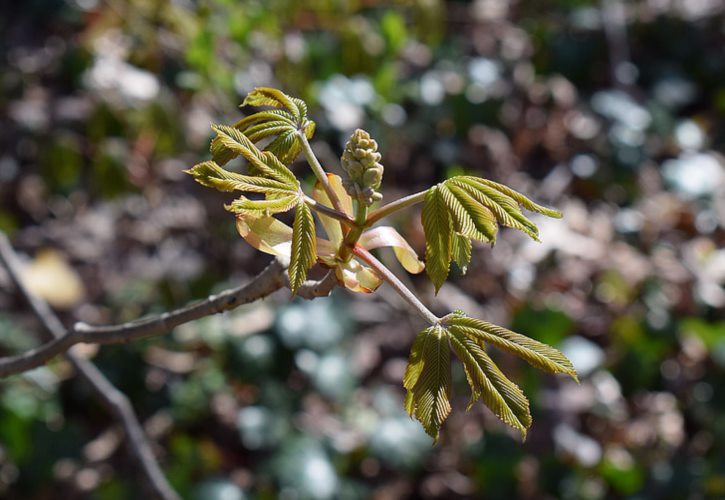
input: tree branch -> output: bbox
[0,233,341,495]
[0,258,288,377]
[0,233,180,500]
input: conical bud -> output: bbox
[340,129,384,205]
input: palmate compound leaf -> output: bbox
[403,325,452,441]
[288,199,316,294]
[421,176,562,291]
[403,313,576,440]
[233,87,316,165]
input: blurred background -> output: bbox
[1,0,724,498]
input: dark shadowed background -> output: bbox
[1,0,725,498]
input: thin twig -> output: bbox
[298,132,346,213]
[353,245,440,325]
[365,189,428,226]
[304,195,355,226]
[0,234,180,500]
[0,258,288,377]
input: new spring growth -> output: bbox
[341,129,384,206]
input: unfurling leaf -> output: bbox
[185,161,297,196]
[235,87,316,165]
[421,175,562,289]
[288,200,316,294]
[404,325,452,441]
[422,186,452,293]
[226,195,298,217]
[445,313,578,382]
[210,125,298,186]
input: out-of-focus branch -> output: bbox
[0,257,288,377]
[0,233,339,496]
[0,233,180,500]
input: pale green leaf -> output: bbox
[211,125,297,186]
[445,184,498,242]
[288,200,316,294]
[226,195,298,216]
[403,328,432,399]
[473,178,563,219]
[237,88,314,166]
[438,183,477,237]
[451,178,540,240]
[264,129,302,165]
[235,109,295,129]
[242,87,302,122]
[446,314,578,382]
[185,161,296,195]
[407,325,452,441]
[449,330,531,439]
[421,186,452,293]
[210,123,256,166]
[451,233,471,274]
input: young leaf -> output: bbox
[288,200,316,294]
[451,233,472,274]
[185,161,297,196]
[422,186,453,292]
[405,325,452,441]
[446,314,578,382]
[448,330,531,439]
[236,88,315,165]
[226,195,299,216]
[211,125,298,186]
[468,177,562,219]
[445,184,498,242]
[451,177,540,240]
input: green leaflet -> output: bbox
[288,200,316,294]
[185,160,297,196]
[420,175,562,290]
[474,178,563,219]
[448,329,531,439]
[445,313,578,382]
[451,233,472,274]
[210,125,298,186]
[404,325,452,441]
[421,186,452,293]
[236,87,316,165]
[445,184,498,241]
[225,195,299,217]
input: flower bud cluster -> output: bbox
[340,129,384,205]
